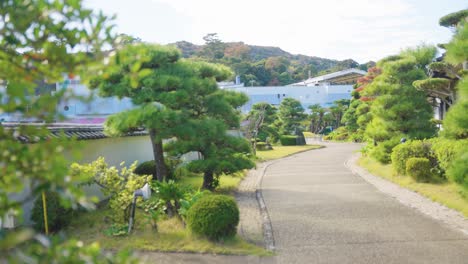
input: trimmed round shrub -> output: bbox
[391,140,436,175]
[186,195,239,240]
[406,157,431,182]
[280,135,297,146]
[31,191,73,233]
[446,152,468,190]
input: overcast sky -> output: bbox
[85,0,466,63]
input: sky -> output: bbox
[84,0,466,63]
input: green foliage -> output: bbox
[369,138,401,164]
[31,192,73,233]
[364,46,437,161]
[91,43,235,182]
[279,135,298,146]
[446,152,468,190]
[256,142,273,151]
[17,237,138,264]
[430,138,468,172]
[406,158,432,183]
[442,78,468,139]
[70,157,151,223]
[277,98,306,134]
[104,223,129,237]
[150,180,186,216]
[179,190,211,223]
[0,0,140,262]
[391,140,438,176]
[187,195,239,240]
[134,158,182,181]
[324,127,349,141]
[439,9,468,28]
[445,21,468,65]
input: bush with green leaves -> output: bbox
[256,142,273,151]
[323,127,349,141]
[187,195,239,240]
[134,158,182,181]
[446,152,468,190]
[406,157,432,182]
[150,180,186,217]
[369,137,401,164]
[280,135,297,146]
[430,138,468,172]
[178,189,211,223]
[70,157,152,223]
[31,191,73,233]
[391,140,438,176]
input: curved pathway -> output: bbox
[261,142,468,263]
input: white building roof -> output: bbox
[290,68,367,86]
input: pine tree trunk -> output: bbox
[202,170,215,191]
[149,128,167,182]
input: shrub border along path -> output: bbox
[346,153,468,236]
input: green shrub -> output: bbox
[256,142,272,151]
[134,158,182,181]
[70,157,151,223]
[187,195,239,240]
[447,152,468,190]
[406,157,432,182]
[431,138,468,172]
[179,190,211,223]
[391,140,436,175]
[280,135,297,146]
[150,180,187,217]
[369,138,400,164]
[324,127,349,141]
[31,191,73,233]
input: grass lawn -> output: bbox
[66,206,270,256]
[358,156,468,217]
[256,145,323,161]
[178,172,245,194]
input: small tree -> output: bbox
[90,44,232,181]
[277,98,306,134]
[308,104,325,134]
[243,102,277,153]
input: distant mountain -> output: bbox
[171,40,373,86]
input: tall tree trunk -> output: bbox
[149,128,167,182]
[202,170,215,191]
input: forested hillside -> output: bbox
[172,34,374,86]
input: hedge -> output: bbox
[280,135,297,146]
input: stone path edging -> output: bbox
[255,161,277,252]
[345,152,468,236]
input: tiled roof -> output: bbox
[2,123,148,143]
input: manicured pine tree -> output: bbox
[90,44,232,181]
[276,98,307,135]
[363,46,437,163]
